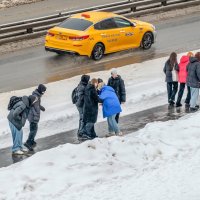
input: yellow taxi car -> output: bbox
[45,11,156,60]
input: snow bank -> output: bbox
[0,0,43,9]
[0,50,199,149]
[0,108,200,199]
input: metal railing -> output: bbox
[0,0,199,44]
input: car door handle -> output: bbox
[120,30,125,33]
[101,34,106,36]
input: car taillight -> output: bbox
[47,32,55,37]
[69,35,89,41]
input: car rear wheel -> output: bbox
[141,32,153,50]
[91,43,104,61]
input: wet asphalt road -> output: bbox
[0,104,189,168]
[0,12,200,93]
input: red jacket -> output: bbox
[178,55,189,83]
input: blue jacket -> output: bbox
[99,86,122,118]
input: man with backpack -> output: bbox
[72,75,90,137]
[24,84,47,151]
[7,95,37,155]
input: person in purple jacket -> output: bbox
[98,82,122,137]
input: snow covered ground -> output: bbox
[1,106,200,199]
[0,50,199,149]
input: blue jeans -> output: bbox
[26,122,38,146]
[107,115,120,134]
[190,87,199,108]
[9,121,23,152]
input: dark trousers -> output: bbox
[176,83,191,104]
[84,122,96,138]
[167,82,178,103]
[76,106,84,135]
[26,122,38,146]
[115,113,120,124]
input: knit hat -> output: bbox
[111,68,118,75]
[81,75,90,84]
[38,84,47,94]
[28,95,37,106]
[98,78,103,83]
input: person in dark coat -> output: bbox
[163,52,179,106]
[7,95,36,155]
[24,84,46,151]
[98,82,122,137]
[81,78,99,139]
[186,52,200,112]
[75,75,90,137]
[107,68,126,123]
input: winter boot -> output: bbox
[24,142,34,151]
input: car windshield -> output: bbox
[58,18,93,31]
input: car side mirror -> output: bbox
[131,22,136,27]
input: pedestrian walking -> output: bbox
[73,75,90,137]
[107,68,126,123]
[163,52,179,106]
[186,52,200,112]
[24,84,47,151]
[98,82,122,137]
[176,52,194,107]
[7,95,37,155]
[80,78,99,139]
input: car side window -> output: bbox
[113,18,132,28]
[94,18,117,30]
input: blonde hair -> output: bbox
[97,82,105,90]
[187,52,194,57]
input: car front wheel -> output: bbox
[91,43,104,61]
[141,32,153,50]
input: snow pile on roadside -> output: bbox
[0,0,44,9]
[0,50,199,149]
[1,110,200,200]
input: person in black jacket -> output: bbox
[107,68,126,123]
[80,78,99,139]
[24,84,47,151]
[75,75,90,137]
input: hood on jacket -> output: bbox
[22,96,30,108]
[33,89,42,97]
[81,75,90,84]
[190,57,198,63]
[100,86,115,93]
[111,75,121,80]
[180,55,189,64]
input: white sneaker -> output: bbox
[118,132,123,136]
[12,150,24,155]
[21,147,29,153]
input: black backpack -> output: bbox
[8,96,22,110]
[71,86,79,104]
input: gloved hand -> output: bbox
[40,106,45,112]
